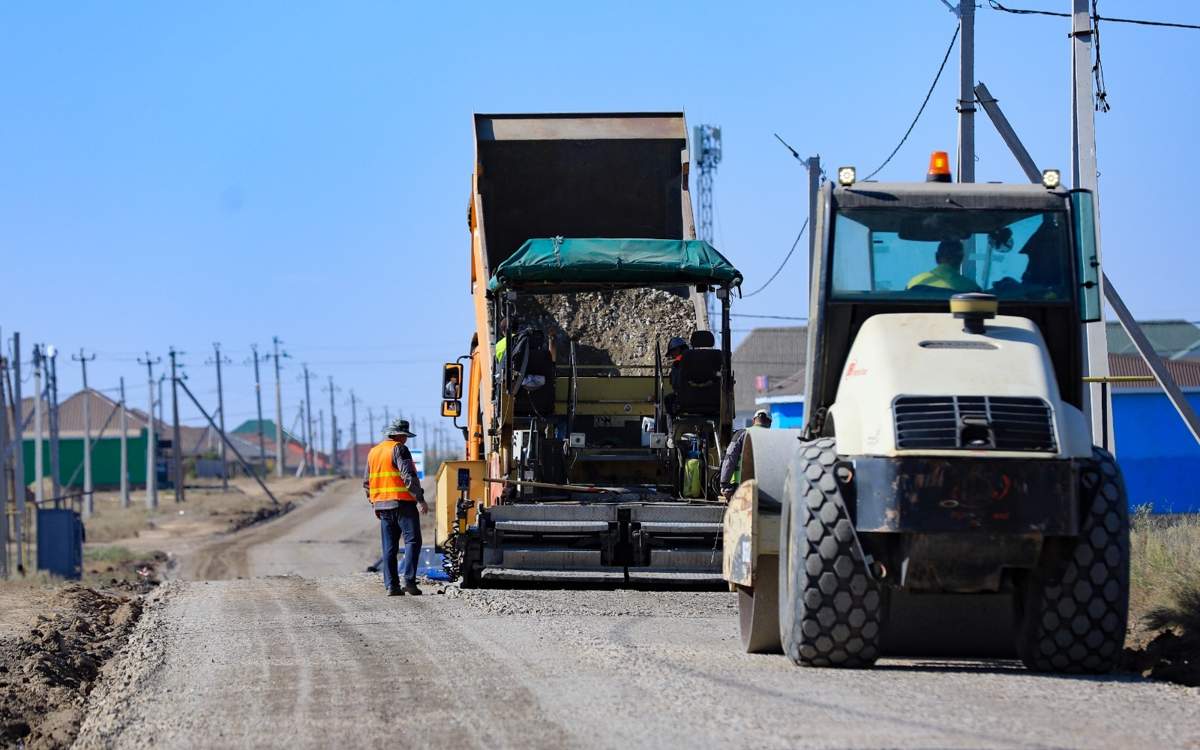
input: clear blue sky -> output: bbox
[3,1,1197,450]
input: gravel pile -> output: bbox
[516,289,698,373]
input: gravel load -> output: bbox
[516,289,699,372]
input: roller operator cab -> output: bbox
[724,157,1130,674]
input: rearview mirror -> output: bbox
[441,399,461,418]
[442,362,463,400]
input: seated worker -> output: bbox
[663,336,689,417]
[906,240,981,293]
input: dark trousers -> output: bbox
[378,504,422,590]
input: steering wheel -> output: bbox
[507,332,531,397]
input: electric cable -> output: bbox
[862,24,960,181]
[741,218,808,299]
[988,1,1200,29]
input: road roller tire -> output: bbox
[779,438,883,668]
[737,557,781,653]
[1016,447,1129,673]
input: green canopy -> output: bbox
[487,238,742,291]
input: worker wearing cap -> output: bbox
[906,240,981,293]
[719,409,772,499]
[364,418,428,596]
[664,336,689,416]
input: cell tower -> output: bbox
[693,124,722,245]
[693,124,722,322]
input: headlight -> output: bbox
[1042,169,1061,189]
[837,166,856,186]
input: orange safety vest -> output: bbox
[366,439,417,503]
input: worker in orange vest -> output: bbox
[364,418,428,596]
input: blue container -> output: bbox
[37,508,84,580]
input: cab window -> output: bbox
[830,208,1072,302]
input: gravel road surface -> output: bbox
[76,482,1200,749]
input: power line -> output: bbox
[730,313,808,321]
[862,25,960,181]
[988,1,1200,29]
[740,218,808,299]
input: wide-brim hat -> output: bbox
[385,418,417,438]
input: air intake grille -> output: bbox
[893,396,1056,452]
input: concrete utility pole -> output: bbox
[11,333,25,568]
[324,376,340,474]
[138,353,160,509]
[367,407,375,444]
[956,0,976,183]
[1,341,9,579]
[383,406,390,431]
[317,408,325,475]
[302,365,315,476]
[46,346,61,501]
[119,377,130,508]
[33,345,44,506]
[249,344,267,473]
[72,349,97,516]
[1070,0,1113,448]
[348,390,360,476]
[270,337,289,478]
[206,343,231,491]
[169,348,185,503]
[806,155,821,264]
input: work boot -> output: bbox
[402,583,422,596]
[387,587,404,596]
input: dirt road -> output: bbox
[76,482,1200,749]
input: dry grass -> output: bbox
[1128,507,1200,645]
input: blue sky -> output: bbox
[3,1,1198,450]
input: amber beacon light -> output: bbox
[926,151,952,183]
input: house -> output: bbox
[1106,319,1200,360]
[19,388,158,488]
[731,326,806,425]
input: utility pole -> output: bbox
[169,347,185,503]
[32,346,44,506]
[324,376,340,474]
[348,390,360,476]
[10,333,25,569]
[270,337,289,478]
[119,377,130,508]
[956,0,975,183]
[302,365,315,476]
[206,343,231,491]
[1070,0,1112,448]
[318,408,325,475]
[72,349,97,516]
[46,346,61,501]
[383,406,390,431]
[367,406,375,444]
[0,339,9,579]
[249,344,267,474]
[138,353,160,509]
[806,155,821,263]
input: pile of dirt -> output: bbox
[0,585,143,749]
[517,288,698,372]
[1124,587,1200,687]
[228,500,296,533]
